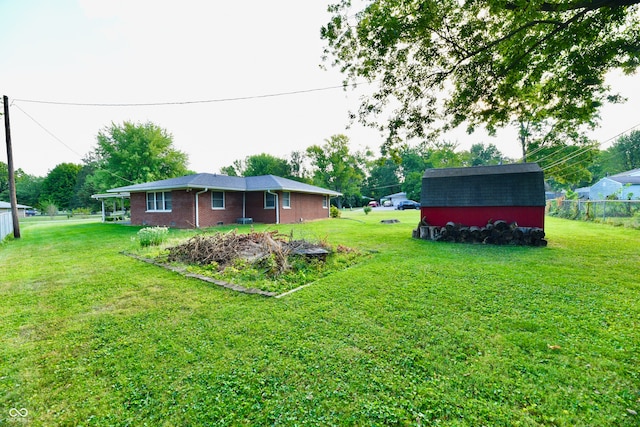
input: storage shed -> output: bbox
[420,163,545,229]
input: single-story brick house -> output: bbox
[420,163,546,229]
[105,173,341,228]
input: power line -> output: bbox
[541,123,640,172]
[12,103,135,183]
[11,82,371,107]
[12,102,85,159]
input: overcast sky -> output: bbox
[2,0,639,177]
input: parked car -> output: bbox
[395,200,420,210]
[368,201,379,207]
[25,209,38,216]
[382,200,392,207]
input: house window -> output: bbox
[146,191,172,211]
[264,192,276,209]
[211,191,225,209]
[322,196,328,209]
[282,192,291,209]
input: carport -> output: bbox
[91,192,130,222]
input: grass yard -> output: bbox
[1,211,639,426]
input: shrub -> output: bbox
[137,226,169,247]
[363,206,372,215]
[330,206,341,218]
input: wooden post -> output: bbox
[3,95,20,239]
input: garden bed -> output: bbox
[130,228,364,296]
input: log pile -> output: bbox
[416,220,547,246]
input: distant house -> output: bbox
[104,173,341,229]
[0,201,32,217]
[380,192,408,207]
[589,168,640,200]
[420,163,546,229]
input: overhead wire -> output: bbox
[11,102,135,184]
[541,123,640,172]
[11,81,372,107]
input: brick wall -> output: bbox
[130,191,195,228]
[132,190,331,228]
[279,192,329,223]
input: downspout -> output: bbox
[267,190,279,224]
[195,188,208,228]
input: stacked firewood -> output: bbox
[417,220,547,246]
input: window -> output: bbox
[322,195,328,209]
[211,191,225,209]
[146,191,172,211]
[282,192,291,208]
[264,192,276,209]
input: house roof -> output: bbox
[108,174,342,196]
[0,201,32,209]
[382,192,406,199]
[608,168,640,185]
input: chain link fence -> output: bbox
[546,198,640,227]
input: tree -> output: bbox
[90,121,189,190]
[529,136,599,184]
[15,170,43,208]
[288,150,311,182]
[362,158,401,202]
[396,142,465,200]
[463,143,508,166]
[40,163,82,210]
[242,153,293,178]
[322,1,640,152]
[306,134,369,207]
[0,162,8,201]
[608,130,640,172]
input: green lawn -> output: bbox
[1,211,638,426]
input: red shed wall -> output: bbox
[420,206,545,228]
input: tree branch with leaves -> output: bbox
[322,0,640,156]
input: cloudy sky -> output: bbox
[2,0,639,177]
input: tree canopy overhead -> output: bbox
[322,0,640,151]
[89,121,190,190]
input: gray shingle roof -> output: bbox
[0,201,32,209]
[609,168,640,185]
[108,174,341,196]
[421,163,545,207]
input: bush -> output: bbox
[137,226,169,247]
[72,208,91,218]
[363,206,372,215]
[330,206,341,218]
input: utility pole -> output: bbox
[3,95,21,238]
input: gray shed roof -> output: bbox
[108,174,342,196]
[421,163,545,207]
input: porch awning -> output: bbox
[91,192,130,200]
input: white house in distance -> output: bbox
[380,191,409,207]
[0,201,32,217]
[589,168,640,200]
